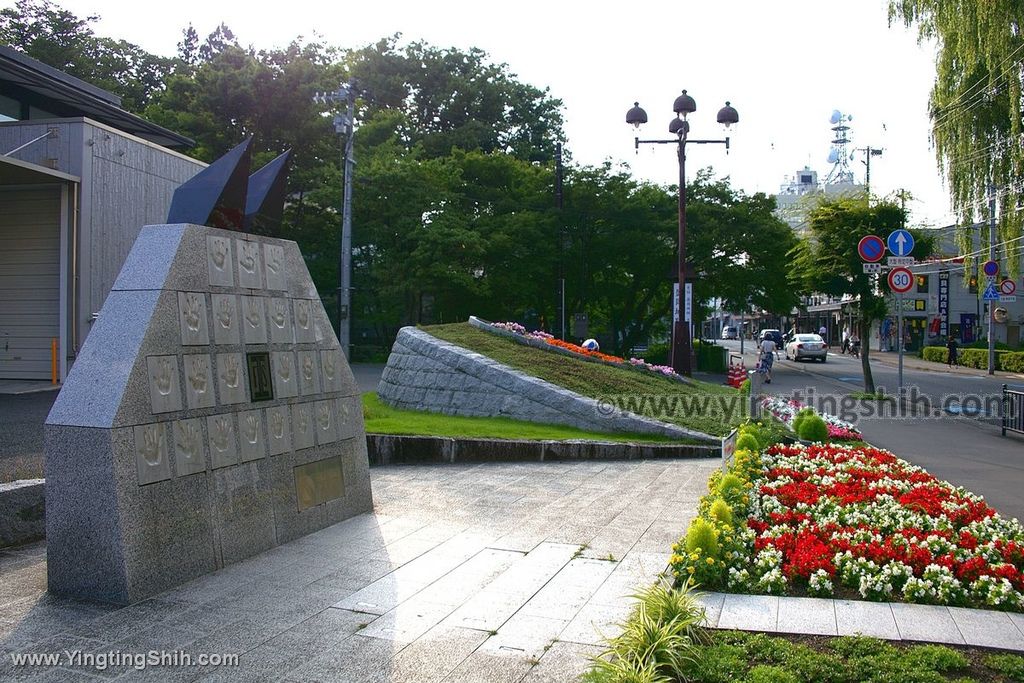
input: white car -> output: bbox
[785,333,827,362]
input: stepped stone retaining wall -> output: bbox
[0,479,45,548]
[377,327,715,442]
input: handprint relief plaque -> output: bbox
[207,236,234,287]
[177,292,210,345]
[147,355,182,414]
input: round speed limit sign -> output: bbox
[888,266,914,293]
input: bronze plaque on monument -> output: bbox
[295,456,344,511]
[246,352,273,402]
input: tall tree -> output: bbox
[347,36,565,162]
[790,195,933,393]
[0,0,176,111]
[890,0,1024,261]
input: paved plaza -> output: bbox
[1,459,714,682]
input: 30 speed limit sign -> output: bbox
[888,266,914,293]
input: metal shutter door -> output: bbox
[0,187,60,379]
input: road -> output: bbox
[721,340,1024,521]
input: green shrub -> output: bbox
[957,347,1012,369]
[735,433,760,453]
[921,346,947,363]
[739,378,750,397]
[685,517,720,560]
[717,473,744,502]
[1001,351,1024,373]
[797,414,829,442]
[791,408,815,435]
[902,645,969,672]
[745,665,800,683]
[827,635,896,660]
[709,499,734,527]
[982,652,1024,679]
[688,644,746,683]
[738,419,791,450]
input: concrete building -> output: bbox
[0,45,203,381]
[775,166,863,234]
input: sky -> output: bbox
[19,0,956,227]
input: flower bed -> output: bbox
[479,318,686,383]
[760,396,862,442]
[672,433,1024,611]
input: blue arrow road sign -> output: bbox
[983,283,1001,301]
[887,229,915,257]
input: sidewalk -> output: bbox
[0,459,715,682]
[867,348,1024,381]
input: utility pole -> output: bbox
[314,81,357,358]
[859,146,883,198]
[989,183,997,375]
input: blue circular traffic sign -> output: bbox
[887,229,915,257]
[983,260,999,277]
[858,235,885,263]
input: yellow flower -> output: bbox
[706,557,716,565]
[687,566,695,574]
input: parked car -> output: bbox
[785,333,828,362]
[721,326,738,340]
[758,329,784,347]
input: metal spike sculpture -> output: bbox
[244,150,292,235]
[166,139,253,230]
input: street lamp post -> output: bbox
[626,91,738,376]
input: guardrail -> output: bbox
[1003,384,1024,436]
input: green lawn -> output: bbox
[419,323,742,437]
[362,393,705,444]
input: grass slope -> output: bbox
[362,393,703,444]
[420,323,742,437]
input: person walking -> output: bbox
[841,327,850,354]
[818,324,828,347]
[759,335,777,384]
[946,335,959,367]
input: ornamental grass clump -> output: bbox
[584,581,708,683]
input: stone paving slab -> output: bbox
[776,596,837,636]
[834,599,900,639]
[891,603,965,645]
[717,594,780,632]
[948,607,1024,650]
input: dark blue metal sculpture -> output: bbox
[244,150,292,235]
[166,138,253,230]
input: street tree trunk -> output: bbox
[860,317,876,394]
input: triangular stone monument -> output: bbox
[45,147,372,604]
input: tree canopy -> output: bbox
[1,0,798,360]
[890,0,1024,261]
[790,195,933,392]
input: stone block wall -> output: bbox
[377,327,714,442]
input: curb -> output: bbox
[699,591,1024,651]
